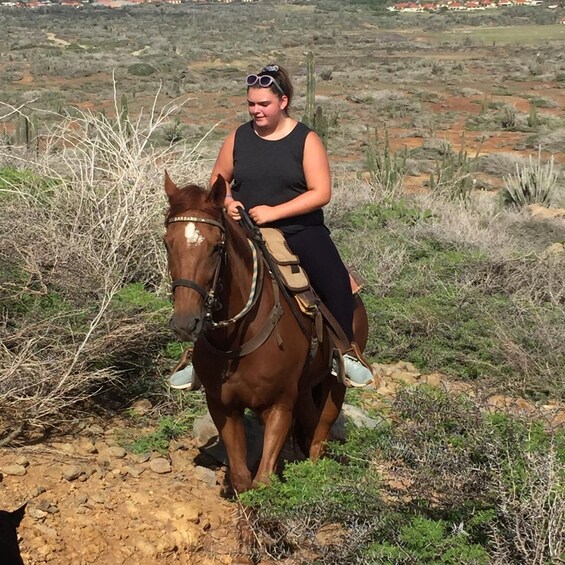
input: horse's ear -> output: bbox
[11,503,26,527]
[164,170,178,199]
[207,174,227,208]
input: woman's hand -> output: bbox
[226,200,244,221]
[248,205,278,225]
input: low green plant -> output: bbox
[123,413,192,454]
[127,62,157,76]
[366,515,490,564]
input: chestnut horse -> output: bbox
[164,173,369,493]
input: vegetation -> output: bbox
[1,1,564,561]
[240,387,564,564]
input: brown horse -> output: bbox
[164,173,369,493]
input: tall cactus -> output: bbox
[303,52,315,128]
[302,52,330,146]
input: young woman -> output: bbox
[170,64,372,389]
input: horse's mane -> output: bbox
[165,183,215,223]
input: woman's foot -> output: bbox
[169,364,197,390]
[343,354,373,387]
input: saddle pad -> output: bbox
[260,228,310,292]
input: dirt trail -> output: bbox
[1,365,563,564]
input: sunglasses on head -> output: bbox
[246,69,284,95]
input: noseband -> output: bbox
[167,215,226,320]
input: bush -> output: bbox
[0,88,205,440]
[127,62,157,76]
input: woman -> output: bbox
[170,64,372,389]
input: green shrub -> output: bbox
[127,62,157,77]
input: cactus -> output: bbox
[303,52,315,129]
[365,127,407,199]
[427,133,479,201]
[301,52,331,146]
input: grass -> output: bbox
[335,199,565,401]
[432,25,565,45]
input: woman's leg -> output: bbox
[284,225,354,342]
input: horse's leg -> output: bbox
[253,404,293,487]
[308,379,346,460]
[294,390,322,457]
[206,397,252,494]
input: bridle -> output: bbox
[167,214,262,329]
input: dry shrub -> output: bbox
[489,446,564,565]
[0,84,211,440]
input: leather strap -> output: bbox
[199,278,283,359]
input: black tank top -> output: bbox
[232,121,325,233]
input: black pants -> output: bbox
[284,225,354,342]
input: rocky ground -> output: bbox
[1,362,563,565]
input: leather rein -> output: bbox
[167,213,283,358]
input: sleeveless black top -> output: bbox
[232,121,325,234]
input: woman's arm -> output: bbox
[248,131,331,225]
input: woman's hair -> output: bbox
[253,64,294,113]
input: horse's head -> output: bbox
[164,172,226,341]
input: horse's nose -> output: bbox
[170,314,202,341]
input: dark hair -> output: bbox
[255,64,294,114]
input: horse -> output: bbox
[164,173,369,493]
[0,503,26,565]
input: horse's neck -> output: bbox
[219,221,255,316]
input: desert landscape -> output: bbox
[1,1,564,563]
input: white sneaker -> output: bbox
[169,364,196,390]
[343,354,373,387]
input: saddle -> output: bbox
[259,227,371,384]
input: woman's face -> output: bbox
[247,87,288,128]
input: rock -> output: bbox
[149,458,172,474]
[527,204,565,221]
[130,398,152,416]
[123,465,145,478]
[15,456,30,468]
[134,452,151,464]
[31,486,47,497]
[108,446,127,459]
[86,424,104,435]
[63,465,83,481]
[542,242,565,263]
[170,502,201,523]
[193,413,219,445]
[2,464,27,476]
[28,508,48,520]
[193,466,217,486]
[78,439,98,454]
[332,404,385,441]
